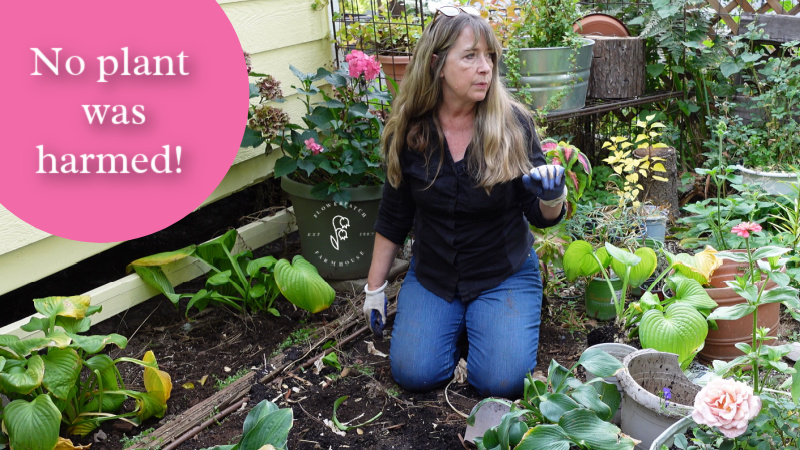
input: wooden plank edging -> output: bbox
[0,209,297,339]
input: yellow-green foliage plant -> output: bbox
[602,114,669,208]
[0,296,172,450]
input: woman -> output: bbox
[363,6,567,399]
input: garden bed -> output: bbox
[59,229,586,450]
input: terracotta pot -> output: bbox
[698,254,780,363]
[377,54,410,95]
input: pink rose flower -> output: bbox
[692,379,761,438]
[731,222,762,238]
[345,50,381,81]
[304,138,323,155]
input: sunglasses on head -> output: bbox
[432,5,481,24]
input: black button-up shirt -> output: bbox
[374,115,564,302]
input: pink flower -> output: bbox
[345,50,381,81]
[304,138,323,155]
[692,379,761,438]
[731,222,763,238]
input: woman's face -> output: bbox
[439,26,493,109]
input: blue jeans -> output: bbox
[390,252,543,399]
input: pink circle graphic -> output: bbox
[0,1,249,243]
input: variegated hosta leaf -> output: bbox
[667,246,722,285]
[33,296,92,319]
[274,255,335,313]
[640,303,708,369]
[7,331,71,358]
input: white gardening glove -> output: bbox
[364,280,388,337]
[522,164,568,207]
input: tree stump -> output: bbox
[634,146,680,217]
[587,36,645,99]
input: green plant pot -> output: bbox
[584,276,623,321]
[281,176,383,280]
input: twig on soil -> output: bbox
[295,401,328,427]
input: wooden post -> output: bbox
[587,36,646,99]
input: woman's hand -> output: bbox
[522,165,567,206]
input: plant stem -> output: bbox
[746,236,760,393]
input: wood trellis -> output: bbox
[706,0,800,36]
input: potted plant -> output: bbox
[242,51,391,280]
[334,4,424,88]
[493,0,595,112]
[710,25,800,193]
[562,240,658,321]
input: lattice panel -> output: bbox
[705,0,800,35]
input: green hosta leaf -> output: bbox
[247,255,278,278]
[614,247,657,287]
[7,331,71,358]
[640,303,708,369]
[577,347,623,378]
[665,275,718,316]
[708,302,757,321]
[131,265,182,305]
[592,380,622,421]
[605,243,640,267]
[4,395,61,450]
[274,255,335,313]
[667,247,722,285]
[33,296,92,319]
[539,393,580,423]
[0,354,45,394]
[792,360,800,404]
[68,333,127,354]
[569,384,612,421]
[558,408,637,450]
[41,348,81,400]
[563,241,603,282]
[238,400,294,450]
[515,424,571,450]
[332,395,382,431]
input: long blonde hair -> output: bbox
[381,12,535,191]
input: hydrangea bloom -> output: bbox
[345,50,381,81]
[692,378,761,438]
[304,138,323,155]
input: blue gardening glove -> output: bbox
[522,164,568,207]
[364,281,388,337]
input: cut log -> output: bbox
[634,146,680,216]
[587,36,646,99]
[739,14,800,44]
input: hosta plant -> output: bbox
[623,273,718,369]
[563,240,658,318]
[202,399,293,450]
[0,296,172,450]
[130,230,335,316]
[467,348,638,450]
[129,229,283,316]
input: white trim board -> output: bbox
[0,209,297,340]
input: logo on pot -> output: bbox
[330,215,350,250]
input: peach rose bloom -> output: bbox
[692,379,761,438]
